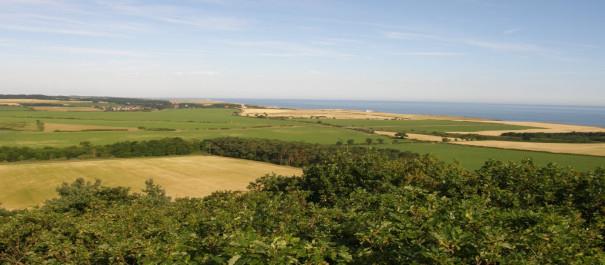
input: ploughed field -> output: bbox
[0,155,301,209]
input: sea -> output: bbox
[216,98,605,127]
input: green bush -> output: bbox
[1,152,604,263]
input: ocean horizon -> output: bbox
[216,98,605,127]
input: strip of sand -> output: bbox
[242,108,605,135]
[404,133,462,142]
[246,107,605,156]
[240,108,467,120]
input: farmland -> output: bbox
[1,106,604,171]
[0,155,301,209]
[0,108,388,146]
[313,119,536,133]
[380,142,605,170]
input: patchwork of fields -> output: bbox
[1,107,604,168]
[1,105,605,209]
[0,107,389,146]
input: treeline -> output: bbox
[1,153,605,263]
[0,138,196,162]
[502,131,605,143]
[0,137,416,165]
[200,137,417,167]
[426,131,605,143]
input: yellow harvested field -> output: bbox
[454,140,605,157]
[32,106,101,112]
[43,123,138,132]
[405,133,462,142]
[375,131,463,142]
[451,120,605,136]
[0,155,302,209]
[240,108,460,120]
[373,130,398,137]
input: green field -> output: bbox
[380,142,605,170]
[314,119,535,133]
[0,108,389,146]
[1,108,603,171]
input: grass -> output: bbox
[0,108,390,146]
[1,107,603,172]
[379,142,605,171]
[0,155,301,209]
[0,119,37,131]
[313,119,535,133]
[0,125,388,146]
[31,106,102,112]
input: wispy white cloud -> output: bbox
[0,38,14,47]
[0,0,62,5]
[310,37,363,47]
[0,11,141,38]
[384,31,443,41]
[174,71,220,76]
[0,13,85,25]
[391,51,464,57]
[462,39,546,53]
[224,40,354,57]
[0,24,120,37]
[155,16,247,31]
[503,28,522,35]
[47,46,146,57]
[101,2,249,31]
[385,31,551,54]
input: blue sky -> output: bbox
[1,0,604,105]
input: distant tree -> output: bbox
[395,132,408,139]
[365,138,373,145]
[336,140,343,146]
[377,138,385,144]
[442,137,450,143]
[35,120,44,131]
[347,139,355,145]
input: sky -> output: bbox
[0,0,604,106]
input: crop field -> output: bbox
[380,142,605,170]
[31,106,102,112]
[1,107,603,171]
[0,108,390,146]
[0,155,301,209]
[313,119,535,133]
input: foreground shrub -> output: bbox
[1,153,604,264]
